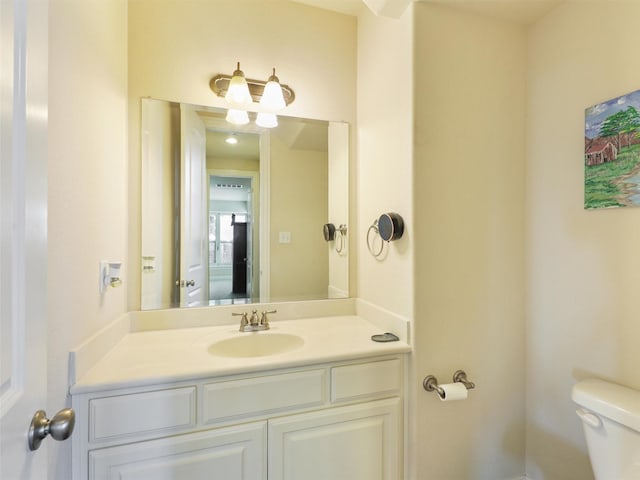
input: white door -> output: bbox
[179,105,208,307]
[0,0,49,478]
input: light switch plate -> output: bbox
[279,231,291,244]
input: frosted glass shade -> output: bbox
[225,74,252,106]
[260,80,286,111]
[256,112,278,128]
[226,109,250,126]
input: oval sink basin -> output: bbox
[208,333,304,358]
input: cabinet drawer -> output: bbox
[331,359,402,403]
[203,369,327,423]
[89,387,196,443]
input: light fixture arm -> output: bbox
[232,61,244,77]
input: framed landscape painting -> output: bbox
[585,88,640,209]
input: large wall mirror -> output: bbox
[140,98,349,310]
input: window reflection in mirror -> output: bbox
[140,98,349,310]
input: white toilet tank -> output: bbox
[572,379,640,480]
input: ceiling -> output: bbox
[204,115,328,161]
[292,0,564,25]
[207,131,260,159]
[293,0,365,16]
[423,0,563,25]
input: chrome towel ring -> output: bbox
[367,212,405,257]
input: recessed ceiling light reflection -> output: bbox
[225,135,239,145]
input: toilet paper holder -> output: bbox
[423,370,476,399]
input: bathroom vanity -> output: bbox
[70,311,410,480]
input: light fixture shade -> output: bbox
[256,112,278,128]
[260,68,286,111]
[261,81,286,110]
[226,108,250,126]
[225,63,253,106]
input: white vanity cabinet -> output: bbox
[71,356,405,480]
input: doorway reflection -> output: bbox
[208,176,254,305]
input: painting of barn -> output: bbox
[584,89,640,209]
[584,140,617,166]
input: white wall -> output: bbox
[48,0,128,476]
[526,2,640,478]
[128,0,357,309]
[328,122,350,297]
[356,5,414,318]
[412,4,527,479]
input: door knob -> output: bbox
[28,408,75,451]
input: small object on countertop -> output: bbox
[371,332,400,343]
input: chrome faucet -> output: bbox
[233,309,276,332]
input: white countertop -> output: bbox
[70,315,411,394]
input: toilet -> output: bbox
[572,378,640,479]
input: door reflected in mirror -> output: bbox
[140,98,349,310]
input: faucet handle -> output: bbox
[260,310,277,327]
[249,309,260,326]
[232,312,249,330]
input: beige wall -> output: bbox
[48,0,128,476]
[270,135,328,299]
[412,4,527,479]
[526,2,640,478]
[207,156,259,173]
[128,0,357,309]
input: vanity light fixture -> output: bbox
[210,63,295,129]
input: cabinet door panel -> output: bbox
[269,398,401,480]
[89,422,266,480]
